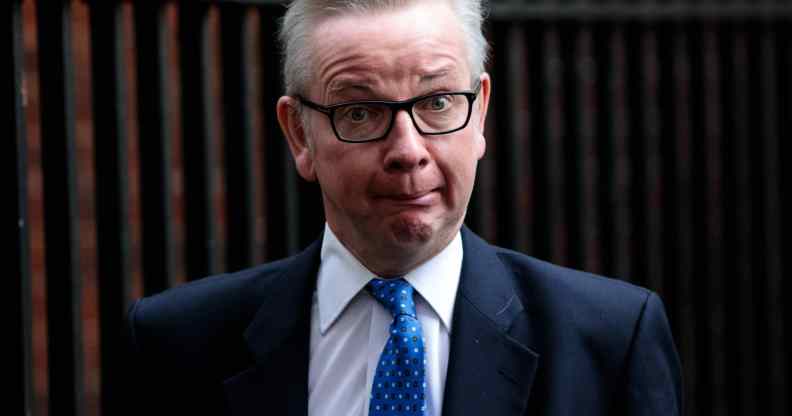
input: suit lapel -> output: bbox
[442,227,540,416]
[224,238,322,416]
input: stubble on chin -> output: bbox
[390,216,433,243]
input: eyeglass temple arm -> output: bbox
[297,96,332,114]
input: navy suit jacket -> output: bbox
[122,227,682,415]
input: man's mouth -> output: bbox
[377,189,439,206]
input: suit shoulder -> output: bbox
[492,246,658,345]
[495,247,651,306]
[129,256,298,338]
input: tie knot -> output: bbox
[367,278,417,319]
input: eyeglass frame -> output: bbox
[296,81,482,143]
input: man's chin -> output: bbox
[389,216,434,244]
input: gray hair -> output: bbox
[278,0,490,96]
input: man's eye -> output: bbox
[342,106,372,123]
[425,95,452,111]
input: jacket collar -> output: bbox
[441,226,539,416]
[223,237,322,416]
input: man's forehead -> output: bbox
[326,68,459,93]
[306,3,470,98]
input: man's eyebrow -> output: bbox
[418,69,452,84]
[327,79,375,95]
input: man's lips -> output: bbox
[375,189,439,206]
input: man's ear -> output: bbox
[476,72,491,132]
[277,96,317,182]
[473,72,491,160]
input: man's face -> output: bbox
[278,1,491,275]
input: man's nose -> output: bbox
[383,110,430,173]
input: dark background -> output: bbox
[8,0,789,415]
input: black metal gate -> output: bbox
[7,0,790,415]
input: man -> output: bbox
[123,0,682,415]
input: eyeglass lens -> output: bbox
[332,93,470,141]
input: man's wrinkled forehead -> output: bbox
[327,69,454,93]
[305,2,470,97]
[323,68,466,101]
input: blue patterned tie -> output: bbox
[367,278,426,415]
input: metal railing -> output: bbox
[8,0,790,415]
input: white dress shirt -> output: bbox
[308,224,463,416]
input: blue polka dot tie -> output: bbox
[367,278,426,415]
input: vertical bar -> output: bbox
[525,21,548,259]
[88,1,132,414]
[5,0,33,413]
[758,21,785,416]
[776,21,792,415]
[638,24,665,296]
[134,2,176,294]
[560,24,581,269]
[687,22,708,416]
[220,4,256,271]
[36,0,84,414]
[574,25,600,273]
[491,22,531,251]
[179,2,219,278]
[593,23,613,277]
[668,22,697,416]
[507,24,531,254]
[258,6,297,259]
[604,25,633,281]
[623,22,647,287]
[542,25,568,266]
[728,26,757,416]
[701,24,727,416]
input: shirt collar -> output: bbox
[403,232,462,332]
[317,223,463,335]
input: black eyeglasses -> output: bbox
[297,82,481,143]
